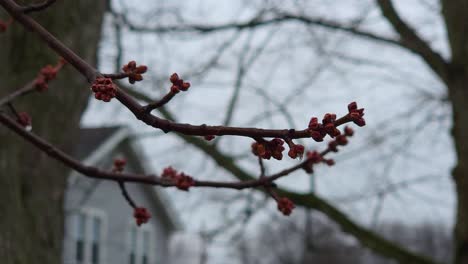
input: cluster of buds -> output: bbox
[348,102,365,127]
[122,61,148,84]
[133,207,151,226]
[34,59,66,92]
[308,113,340,142]
[169,73,191,93]
[161,166,195,191]
[113,158,126,172]
[287,143,305,159]
[302,126,355,173]
[308,102,365,142]
[277,197,295,216]
[91,77,116,102]
[302,150,323,173]
[16,112,32,129]
[251,138,285,160]
[328,126,354,152]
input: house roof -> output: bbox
[72,126,182,230]
[74,126,121,160]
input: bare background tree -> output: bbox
[0,0,464,263]
[235,212,452,264]
[100,0,458,262]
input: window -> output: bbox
[142,230,150,264]
[75,213,86,263]
[91,216,102,264]
[129,226,137,264]
[74,209,106,264]
[128,224,154,264]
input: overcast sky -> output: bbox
[82,0,454,261]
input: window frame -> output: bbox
[72,208,107,264]
[126,220,155,264]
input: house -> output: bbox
[62,126,181,264]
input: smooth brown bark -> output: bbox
[0,1,105,263]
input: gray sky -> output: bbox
[82,0,455,261]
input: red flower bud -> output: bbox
[170,85,180,93]
[348,101,357,112]
[350,112,361,120]
[180,82,191,91]
[128,61,137,69]
[91,77,116,102]
[335,135,348,146]
[136,65,148,74]
[271,138,284,146]
[348,102,366,127]
[17,112,32,128]
[325,159,335,166]
[288,144,305,159]
[170,73,180,84]
[122,61,147,84]
[354,118,366,127]
[113,158,126,172]
[310,130,324,142]
[0,22,6,33]
[272,151,283,160]
[40,65,57,81]
[204,135,215,141]
[133,207,151,226]
[322,113,336,124]
[176,173,195,191]
[324,122,335,133]
[344,126,354,137]
[308,117,320,130]
[328,141,338,152]
[252,139,286,160]
[306,151,322,163]
[34,76,48,92]
[277,197,295,216]
[162,166,178,179]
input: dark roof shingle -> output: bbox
[73,126,122,160]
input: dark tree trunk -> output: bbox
[442,1,468,263]
[0,1,106,263]
[449,75,468,264]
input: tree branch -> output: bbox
[0,80,36,107]
[0,0,356,141]
[156,117,437,264]
[111,5,449,83]
[0,111,334,191]
[159,115,437,263]
[0,1,437,262]
[119,86,438,264]
[141,89,178,113]
[376,0,449,83]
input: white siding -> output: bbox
[63,154,172,264]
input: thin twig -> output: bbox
[258,156,266,177]
[142,90,177,113]
[118,181,137,208]
[21,0,56,14]
[102,72,129,80]
[0,112,335,190]
[6,102,19,119]
[0,80,36,107]
[0,0,355,140]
